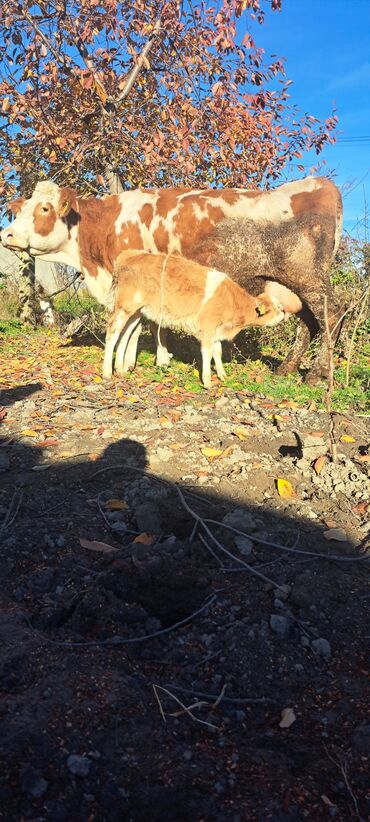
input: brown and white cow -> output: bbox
[1,176,342,382]
[103,251,287,387]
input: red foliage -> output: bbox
[0,0,337,197]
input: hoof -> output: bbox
[275,361,298,377]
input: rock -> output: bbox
[234,535,253,556]
[311,637,331,660]
[67,754,91,777]
[223,509,257,532]
[155,446,173,462]
[270,614,291,638]
[134,502,162,534]
[21,767,48,798]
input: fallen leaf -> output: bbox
[276,478,296,499]
[308,431,325,438]
[323,528,348,542]
[96,425,105,436]
[313,455,327,475]
[220,445,234,459]
[340,434,356,443]
[80,538,118,554]
[201,446,224,461]
[308,401,317,412]
[0,408,7,422]
[279,707,297,728]
[104,498,129,511]
[233,427,250,440]
[351,501,369,516]
[354,453,370,463]
[34,438,60,447]
[20,428,39,438]
[133,533,155,545]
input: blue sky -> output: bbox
[248,0,370,238]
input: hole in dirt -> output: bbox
[135,583,210,629]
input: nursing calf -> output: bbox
[103,252,287,388]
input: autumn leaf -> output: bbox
[233,427,250,440]
[133,533,155,545]
[201,446,224,461]
[313,455,327,475]
[354,453,369,463]
[80,538,118,554]
[104,498,129,511]
[20,428,39,438]
[276,478,296,498]
[340,434,356,443]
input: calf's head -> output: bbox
[255,293,285,327]
[1,181,77,256]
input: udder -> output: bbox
[263,281,303,319]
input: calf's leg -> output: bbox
[114,311,142,376]
[103,309,128,380]
[149,323,173,367]
[212,340,226,381]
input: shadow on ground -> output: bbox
[0,413,369,821]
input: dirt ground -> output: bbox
[0,332,369,821]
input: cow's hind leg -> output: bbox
[276,307,318,376]
[304,291,342,384]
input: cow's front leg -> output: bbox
[149,322,173,367]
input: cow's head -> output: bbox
[1,181,78,256]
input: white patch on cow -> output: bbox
[115,190,159,235]
[201,177,319,224]
[192,202,208,221]
[133,290,143,303]
[202,269,226,306]
[83,266,113,306]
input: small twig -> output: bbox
[163,684,276,705]
[345,290,368,388]
[152,684,219,730]
[41,592,218,648]
[323,295,337,461]
[0,491,23,536]
[323,742,365,821]
[212,684,227,708]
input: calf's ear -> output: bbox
[57,187,77,217]
[8,197,26,216]
[255,298,267,316]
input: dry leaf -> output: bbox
[20,428,39,438]
[133,533,155,545]
[80,538,118,554]
[340,434,356,443]
[104,498,129,511]
[201,446,223,461]
[323,528,348,542]
[354,453,370,463]
[352,501,369,516]
[279,707,297,728]
[276,478,296,499]
[220,445,234,459]
[313,455,327,475]
[233,427,249,440]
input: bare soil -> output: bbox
[0,338,369,822]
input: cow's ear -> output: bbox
[57,187,77,217]
[8,197,25,216]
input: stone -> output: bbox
[234,535,253,556]
[223,508,257,532]
[311,637,331,660]
[134,502,162,534]
[270,614,291,638]
[67,754,91,777]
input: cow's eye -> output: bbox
[41,206,49,213]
